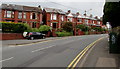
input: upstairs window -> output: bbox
[7,11,11,18]
[92,21,94,24]
[77,19,82,22]
[18,12,22,19]
[68,17,72,22]
[4,10,14,18]
[53,14,57,20]
[30,13,37,19]
[51,14,53,20]
[61,16,64,21]
[85,19,88,23]
[98,21,100,24]
[23,12,26,19]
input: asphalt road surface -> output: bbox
[1,34,108,68]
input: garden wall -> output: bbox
[0,33,24,40]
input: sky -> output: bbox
[1,0,106,18]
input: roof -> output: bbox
[1,4,42,12]
[44,7,65,14]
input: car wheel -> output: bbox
[42,36,45,39]
[30,37,34,40]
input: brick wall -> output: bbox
[0,33,24,40]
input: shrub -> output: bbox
[76,24,90,32]
[92,27,105,32]
[23,23,32,32]
[56,31,73,37]
[1,22,28,33]
[62,22,73,32]
[39,25,51,33]
[31,28,39,32]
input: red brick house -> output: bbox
[0,4,42,28]
[78,14,103,28]
[66,10,74,23]
[43,7,66,29]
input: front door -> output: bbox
[53,23,57,28]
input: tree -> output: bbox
[62,22,73,32]
[103,2,120,28]
[39,25,51,34]
[76,24,90,32]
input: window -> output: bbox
[4,11,6,18]
[68,17,72,22]
[78,19,82,22]
[61,16,64,21]
[51,14,53,20]
[30,13,37,19]
[85,19,88,23]
[92,21,94,23]
[84,19,88,25]
[32,22,36,28]
[53,23,57,28]
[11,11,14,18]
[18,12,22,19]
[53,14,57,20]
[50,23,52,27]
[23,12,26,19]
[0,11,1,17]
[98,21,100,24]
[5,11,13,18]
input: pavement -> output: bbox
[1,34,120,68]
[77,35,120,68]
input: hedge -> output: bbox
[56,31,73,37]
[1,22,28,33]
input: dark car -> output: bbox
[23,32,45,40]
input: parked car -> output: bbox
[23,32,45,40]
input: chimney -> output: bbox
[38,5,41,8]
[76,12,80,15]
[84,13,86,17]
[90,14,93,18]
[68,10,71,13]
[95,16,98,19]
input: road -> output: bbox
[1,34,108,68]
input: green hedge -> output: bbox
[56,31,73,37]
[1,22,28,33]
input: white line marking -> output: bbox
[0,57,14,62]
[31,45,56,53]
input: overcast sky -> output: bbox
[1,0,106,18]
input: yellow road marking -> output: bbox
[67,37,105,69]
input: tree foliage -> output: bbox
[1,22,28,33]
[76,24,90,32]
[103,2,120,27]
[39,25,51,33]
[62,22,73,32]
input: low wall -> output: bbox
[0,33,24,40]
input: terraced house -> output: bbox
[43,7,66,29]
[0,4,42,28]
[0,3,103,29]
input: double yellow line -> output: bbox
[67,37,105,69]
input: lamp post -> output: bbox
[84,9,92,34]
[106,22,112,31]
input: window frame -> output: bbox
[18,12,22,19]
[53,14,57,20]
